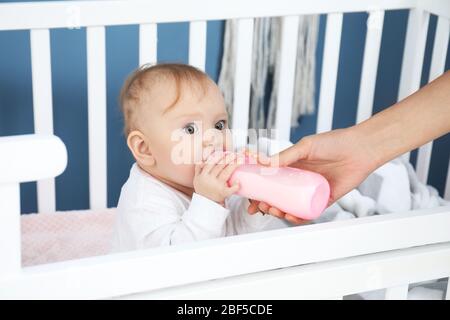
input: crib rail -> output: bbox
[1,205,449,299]
[0,134,67,184]
[0,0,421,31]
[121,242,450,300]
[0,134,67,276]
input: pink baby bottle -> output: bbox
[227,154,330,220]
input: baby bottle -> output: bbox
[227,153,330,220]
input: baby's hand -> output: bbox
[193,151,244,206]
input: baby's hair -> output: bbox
[119,62,210,136]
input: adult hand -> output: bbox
[248,71,450,224]
[247,128,379,224]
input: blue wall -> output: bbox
[0,1,448,213]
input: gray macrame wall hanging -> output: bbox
[218,16,319,131]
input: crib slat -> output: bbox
[416,17,449,184]
[356,11,384,124]
[86,26,107,210]
[0,0,423,32]
[274,16,299,141]
[398,8,429,101]
[317,13,343,133]
[417,142,434,184]
[30,28,56,213]
[189,21,207,71]
[397,9,430,162]
[30,30,54,136]
[0,184,21,275]
[232,18,254,149]
[385,284,409,299]
[427,17,450,83]
[139,23,157,66]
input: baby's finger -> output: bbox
[217,161,241,182]
[208,153,227,177]
[202,145,215,161]
[224,180,240,197]
[257,201,270,214]
[202,151,225,174]
[210,152,236,177]
[268,206,286,219]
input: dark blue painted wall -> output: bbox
[0,1,448,213]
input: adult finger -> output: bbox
[284,213,308,225]
[257,201,271,215]
[247,200,260,214]
[268,137,311,167]
[267,206,286,219]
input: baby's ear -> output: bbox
[127,130,156,166]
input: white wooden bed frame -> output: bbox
[1,0,450,300]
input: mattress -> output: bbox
[21,208,116,267]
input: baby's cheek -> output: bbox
[166,162,195,188]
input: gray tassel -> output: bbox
[218,16,319,131]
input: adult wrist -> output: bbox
[346,122,387,171]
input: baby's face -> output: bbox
[140,79,233,189]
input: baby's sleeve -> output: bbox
[126,192,231,249]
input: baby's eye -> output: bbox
[215,120,227,131]
[183,123,198,135]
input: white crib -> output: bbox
[1,0,450,300]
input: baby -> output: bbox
[111,63,289,252]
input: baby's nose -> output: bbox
[202,131,222,147]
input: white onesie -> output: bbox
[111,163,290,252]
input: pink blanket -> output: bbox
[21,208,116,267]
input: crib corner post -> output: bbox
[0,183,21,277]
